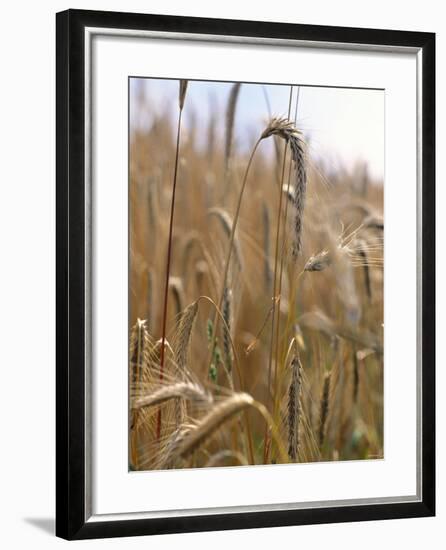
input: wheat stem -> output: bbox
[264,87,294,462]
[206,139,261,375]
[157,80,187,440]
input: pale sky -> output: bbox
[130,78,384,181]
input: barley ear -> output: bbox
[287,355,303,461]
[172,393,254,460]
[259,118,307,258]
[133,381,212,411]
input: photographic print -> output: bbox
[129,77,384,471]
[56,11,435,539]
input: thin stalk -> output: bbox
[263,86,293,463]
[204,141,260,465]
[157,103,184,440]
[252,399,289,465]
[206,140,261,374]
[271,88,301,457]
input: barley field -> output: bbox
[129,78,384,471]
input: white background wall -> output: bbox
[0,1,442,548]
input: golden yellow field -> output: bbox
[129,79,383,471]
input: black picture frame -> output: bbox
[56,9,435,540]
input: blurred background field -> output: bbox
[129,78,384,471]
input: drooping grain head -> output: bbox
[304,250,332,272]
[171,393,255,461]
[133,381,212,411]
[260,117,297,141]
[260,118,307,258]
